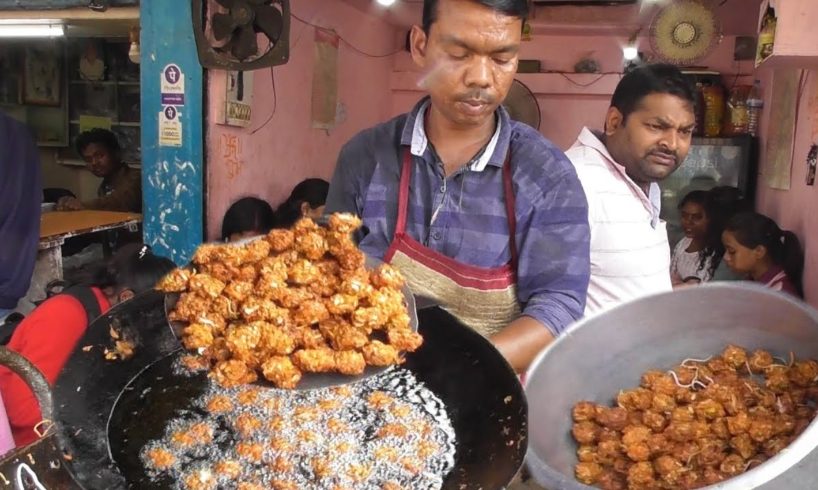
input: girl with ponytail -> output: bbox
[722,212,804,297]
[275,178,329,228]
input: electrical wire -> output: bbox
[250,8,401,135]
[555,72,621,87]
[790,69,809,148]
[251,67,277,134]
[290,11,404,58]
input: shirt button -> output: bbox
[431,231,442,240]
[439,186,445,193]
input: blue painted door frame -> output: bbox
[140,0,204,265]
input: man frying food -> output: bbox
[325,0,591,372]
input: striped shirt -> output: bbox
[670,237,712,283]
[325,97,591,336]
[565,127,673,316]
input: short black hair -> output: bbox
[422,0,529,33]
[221,196,277,241]
[75,128,121,156]
[610,63,695,122]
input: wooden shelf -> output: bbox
[69,80,139,86]
[755,0,818,69]
[69,120,140,127]
[57,157,141,169]
[756,53,818,69]
[390,71,622,97]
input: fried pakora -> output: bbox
[571,346,818,489]
[166,214,421,389]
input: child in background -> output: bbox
[275,178,330,229]
[701,186,752,281]
[671,191,712,286]
[221,197,277,242]
[0,244,175,447]
[722,212,803,297]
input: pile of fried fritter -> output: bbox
[571,345,818,489]
[158,213,422,389]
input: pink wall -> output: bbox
[755,69,818,306]
[205,1,398,239]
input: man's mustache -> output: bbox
[456,91,496,104]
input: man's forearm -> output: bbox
[490,315,555,373]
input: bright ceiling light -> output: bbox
[376,0,397,6]
[0,24,64,38]
[623,46,639,61]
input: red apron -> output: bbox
[384,148,521,337]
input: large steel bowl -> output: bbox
[525,282,818,490]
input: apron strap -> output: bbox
[396,148,414,235]
[502,152,518,275]
[398,147,518,271]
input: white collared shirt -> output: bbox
[566,127,673,316]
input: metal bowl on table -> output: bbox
[525,282,818,490]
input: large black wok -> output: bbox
[53,290,527,489]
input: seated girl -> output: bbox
[671,191,712,286]
[221,196,276,242]
[0,244,175,447]
[722,212,803,297]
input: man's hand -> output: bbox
[490,316,555,374]
[56,197,84,211]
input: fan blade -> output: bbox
[212,12,237,41]
[214,0,237,8]
[253,4,283,42]
[231,24,259,60]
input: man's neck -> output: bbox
[601,134,652,195]
[425,104,495,175]
[103,164,125,181]
[633,180,651,195]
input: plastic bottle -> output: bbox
[725,85,750,135]
[702,82,724,138]
[747,80,763,137]
[694,82,705,136]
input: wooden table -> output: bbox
[19,211,142,313]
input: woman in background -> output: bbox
[699,186,753,281]
[275,178,329,228]
[722,212,803,297]
[671,191,711,286]
[221,197,276,242]
[0,244,175,447]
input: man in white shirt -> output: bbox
[565,64,696,315]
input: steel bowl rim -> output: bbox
[524,282,818,490]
